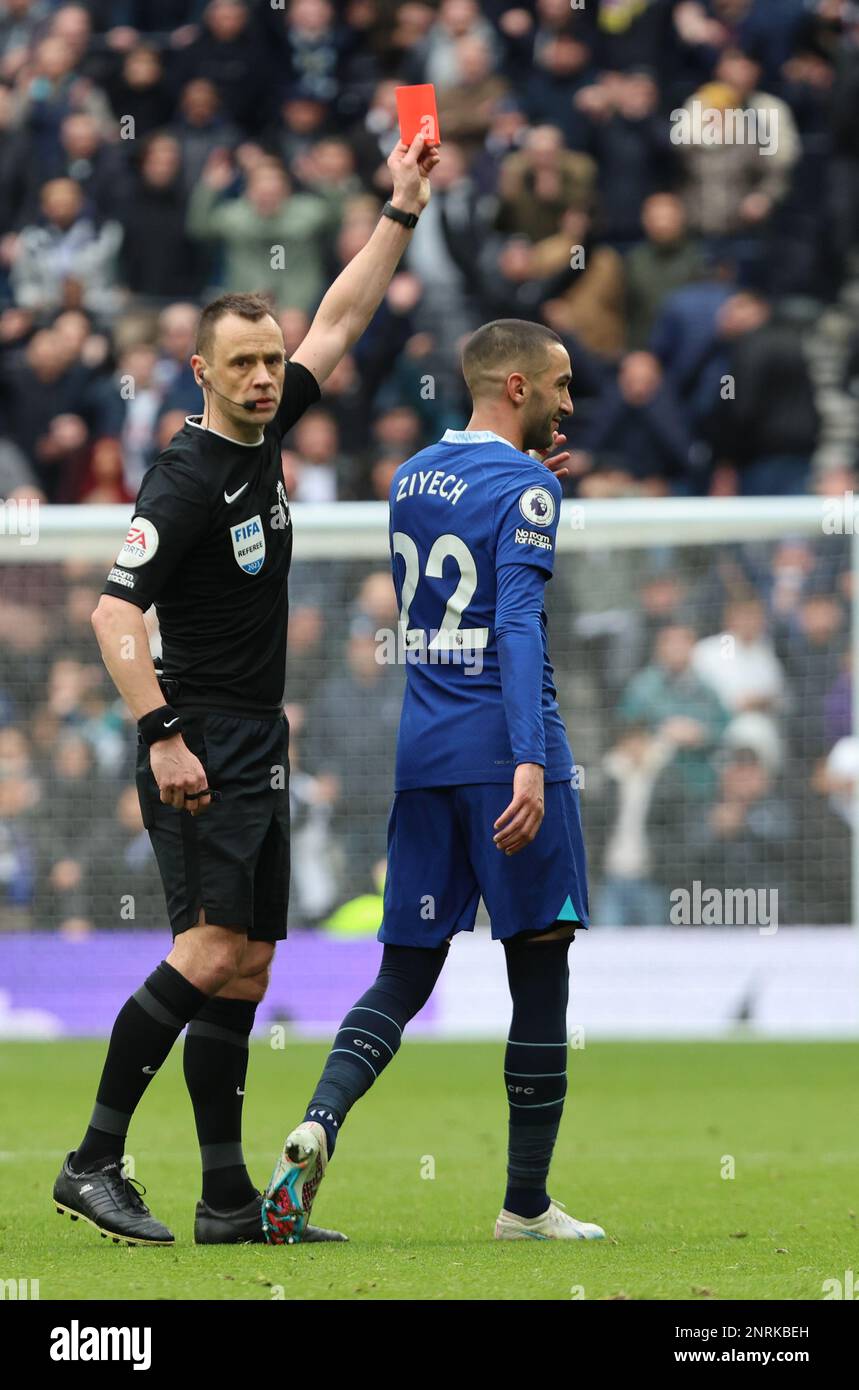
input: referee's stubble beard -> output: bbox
[190,313,286,445]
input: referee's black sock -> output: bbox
[72,961,208,1172]
[502,934,571,1220]
[183,996,258,1209]
[303,943,448,1157]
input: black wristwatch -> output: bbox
[382,200,420,229]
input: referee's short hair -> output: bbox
[461,319,563,402]
[196,291,278,360]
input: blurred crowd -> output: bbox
[0,0,858,930]
[565,529,854,928]
[0,0,858,501]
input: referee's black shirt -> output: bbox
[101,359,321,717]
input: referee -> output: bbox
[52,133,439,1247]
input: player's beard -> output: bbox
[545,416,556,448]
[525,415,556,454]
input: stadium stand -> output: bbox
[0,0,857,929]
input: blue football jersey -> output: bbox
[389,428,574,789]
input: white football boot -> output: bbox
[262,1121,328,1245]
[495,1198,606,1241]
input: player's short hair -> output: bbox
[461,319,563,401]
[195,292,278,361]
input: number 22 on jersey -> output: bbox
[392,531,489,653]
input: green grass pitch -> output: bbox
[1,1040,856,1301]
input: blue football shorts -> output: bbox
[379,780,589,948]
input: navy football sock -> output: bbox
[304,943,448,1156]
[502,934,571,1219]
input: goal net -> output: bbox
[0,495,857,1038]
[0,495,855,935]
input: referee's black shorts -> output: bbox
[135,709,290,942]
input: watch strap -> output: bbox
[382,200,420,229]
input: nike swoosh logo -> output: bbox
[163,718,179,728]
[142,1065,158,1075]
[224,483,249,504]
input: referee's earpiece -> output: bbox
[196,367,258,413]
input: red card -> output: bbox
[395,84,441,148]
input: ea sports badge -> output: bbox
[519,486,555,527]
[116,516,159,567]
[230,514,265,574]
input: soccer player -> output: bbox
[52,134,439,1247]
[263,319,606,1243]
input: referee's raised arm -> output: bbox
[288,132,440,388]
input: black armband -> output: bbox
[138,704,183,746]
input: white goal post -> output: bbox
[4,494,851,557]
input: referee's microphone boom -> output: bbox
[199,371,261,411]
